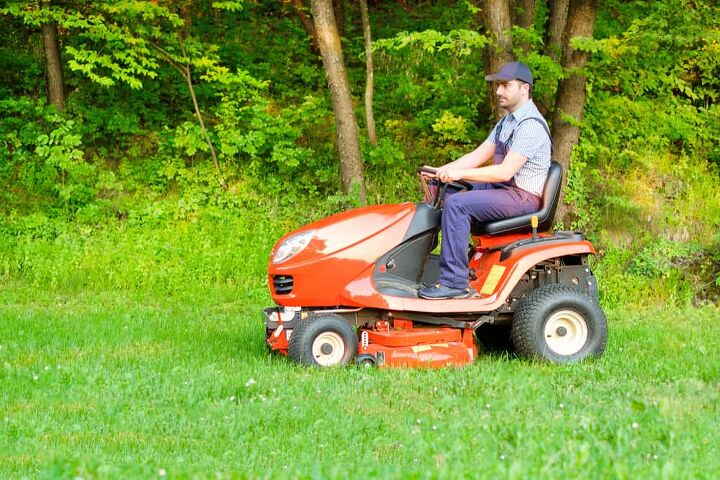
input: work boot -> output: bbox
[418,283,472,299]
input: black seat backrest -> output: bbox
[471,160,563,235]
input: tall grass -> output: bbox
[0,206,289,305]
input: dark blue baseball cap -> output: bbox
[485,61,534,85]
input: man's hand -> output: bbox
[420,165,465,183]
[436,167,463,183]
[419,166,436,180]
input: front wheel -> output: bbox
[288,314,358,367]
[511,284,607,363]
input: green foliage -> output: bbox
[172,121,209,157]
[0,98,99,212]
[432,110,474,143]
[1,0,720,307]
[210,70,314,183]
[630,240,702,278]
[555,1,720,305]
[374,28,488,56]
[35,116,96,207]
[371,19,489,167]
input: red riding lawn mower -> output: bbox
[264,162,608,367]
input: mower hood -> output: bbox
[269,203,416,268]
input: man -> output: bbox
[418,61,552,299]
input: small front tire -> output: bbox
[511,284,607,363]
[354,353,377,367]
[288,314,358,367]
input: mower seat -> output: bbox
[471,160,563,235]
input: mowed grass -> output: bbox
[2,287,718,478]
[1,212,719,478]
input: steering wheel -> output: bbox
[416,166,473,191]
[416,166,473,208]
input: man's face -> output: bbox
[495,80,528,112]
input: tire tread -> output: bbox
[288,313,358,366]
[511,284,607,362]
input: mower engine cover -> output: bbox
[268,203,418,307]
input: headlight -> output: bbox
[272,230,315,264]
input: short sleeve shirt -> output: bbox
[486,100,551,196]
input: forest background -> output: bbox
[1,0,719,306]
[1,0,720,478]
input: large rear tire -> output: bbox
[511,284,607,363]
[288,314,358,367]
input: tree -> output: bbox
[550,0,597,222]
[285,0,319,51]
[511,0,536,54]
[333,0,345,39]
[310,0,366,201]
[41,16,65,110]
[359,0,377,146]
[481,0,514,119]
[545,0,570,62]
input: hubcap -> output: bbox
[312,332,345,366]
[544,310,588,356]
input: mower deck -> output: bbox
[357,321,477,368]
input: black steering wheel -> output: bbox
[417,166,473,190]
[416,166,473,208]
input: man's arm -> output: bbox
[435,150,529,184]
[421,140,495,179]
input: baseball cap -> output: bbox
[485,62,534,85]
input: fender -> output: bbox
[470,238,596,312]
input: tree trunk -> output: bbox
[310,0,366,202]
[482,0,514,120]
[333,0,345,39]
[288,0,319,51]
[551,0,597,223]
[511,0,537,54]
[545,0,570,62]
[359,0,377,146]
[178,39,226,190]
[42,22,65,111]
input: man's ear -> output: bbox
[521,82,531,98]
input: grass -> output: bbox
[2,288,718,479]
[1,210,719,478]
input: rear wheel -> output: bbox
[289,314,358,367]
[511,284,607,363]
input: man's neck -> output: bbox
[506,97,531,114]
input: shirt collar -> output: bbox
[506,99,536,123]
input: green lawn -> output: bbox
[2,282,718,478]
[1,212,718,478]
